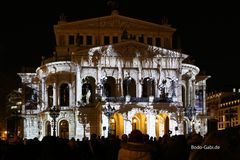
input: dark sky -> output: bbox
[0,0,240,106]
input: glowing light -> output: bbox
[133,118,137,123]
[111,118,115,123]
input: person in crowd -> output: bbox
[118,129,156,160]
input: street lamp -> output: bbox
[49,106,60,137]
[103,103,116,136]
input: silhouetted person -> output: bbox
[118,129,155,160]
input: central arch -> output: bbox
[132,113,147,134]
[155,113,169,137]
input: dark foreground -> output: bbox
[0,127,240,160]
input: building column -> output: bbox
[69,83,72,107]
[202,85,207,114]
[147,112,156,138]
[97,65,103,97]
[122,113,132,135]
[187,77,192,107]
[138,73,142,98]
[124,120,132,135]
[155,81,158,98]
[118,60,123,96]
[76,64,82,105]
[53,82,57,107]
[45,85,48,109]
[41,77,46,111]
[137,57,142,97]
[191,79,196,107]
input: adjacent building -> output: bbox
[16,10,210,140]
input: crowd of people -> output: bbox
[0,126,239,160]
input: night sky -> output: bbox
[0,0,240,106]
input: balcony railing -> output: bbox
[105,96,172,103]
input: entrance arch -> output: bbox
[111,113,124,137]
[59,120,69,139]
[132,113,147,134]
[155,113,169,137]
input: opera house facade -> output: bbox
[17,10,210,140]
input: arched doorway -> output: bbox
[59,120,69,139]
[109,117,116,135]
[111,113,124,137]
[155,113,169,137]
[132,113,147,134]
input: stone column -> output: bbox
[44,84,48,110]
[41,77,46,110]
[118,60,123,96]
[122,113,132,135]
[137,57,142,98]
[147,111,156,138]
[202,85,207,115]
[69,83,72,107]
[187,78,191,106]
[124,120,132,135]
[191,79,196,107]
[138,74,142,98]
[76,64,82,105]
[53,82,57,107]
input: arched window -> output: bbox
[82,76,96,104]
[123,77,136,97]
[82,83,92,104]
[47,85,53,108]
[60,83,69,106]
[142,77,155,97]
[104,76,116,97]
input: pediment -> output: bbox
[72,40,187,66]
[74,40,185,59]
[54,14,176,32]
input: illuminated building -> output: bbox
[17,10,210,140]
[206,89,240,131]
[217,90,240,130]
